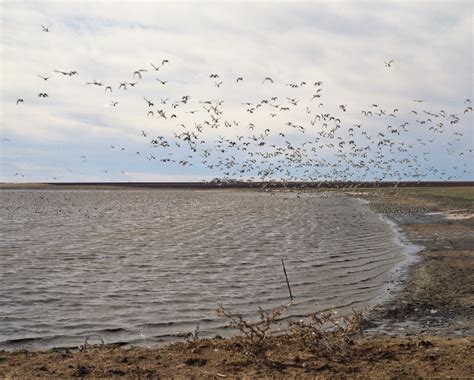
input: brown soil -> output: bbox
[1,335,473,379]
[1,187,473,378]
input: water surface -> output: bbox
[0,189,408,349]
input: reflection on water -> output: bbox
[0,189,407,349]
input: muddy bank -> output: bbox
[358,187,474,337]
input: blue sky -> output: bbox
[1,1,472,182]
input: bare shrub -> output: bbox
[79,335,105,351]
[288,308,365,358]
[216,301,293,362]
[176,324,200,344]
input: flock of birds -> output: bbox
[8,25,473,182]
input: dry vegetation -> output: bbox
[215,301,365,364]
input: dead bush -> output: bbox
[216,301,293,363]
[288,308,365,358]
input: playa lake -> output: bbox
[0,189,412,349]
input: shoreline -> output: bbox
[357,188,473,338]
[366,206,423,313]
[0,186,472,378]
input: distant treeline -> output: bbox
[35,181,474,189]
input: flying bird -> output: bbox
[133,70,147,79]
[385,59,394,67]
[144,97,154,107]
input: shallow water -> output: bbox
[0,189,409,349]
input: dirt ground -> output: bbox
[1,186,473,378]
[1,335,473,379]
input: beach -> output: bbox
[0,186,473,378]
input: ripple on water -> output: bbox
[0,190,412,349]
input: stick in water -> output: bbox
[281,258,293,300]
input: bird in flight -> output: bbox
[263,77,274,84]
[156,78,167,85]
[41,25,49,32]
[38,75,50,81]
[236,77,243,82]
[38,93,48,98]
[54,70,78,76]
[385,59,394,67]
[16,98,24,105]
[144,97,154,107]
[86,80,103,86]
[133,69,147,79]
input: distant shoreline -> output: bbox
[1,181,473,190]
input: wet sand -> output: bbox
[0,186,473,378]
[360,187,474,338]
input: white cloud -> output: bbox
[1,1,472,182]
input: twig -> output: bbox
[281,258,293,300]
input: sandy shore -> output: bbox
[0,186,473,378]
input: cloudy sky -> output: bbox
[1,1,472,182]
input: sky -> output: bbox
[1,1,472,182]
